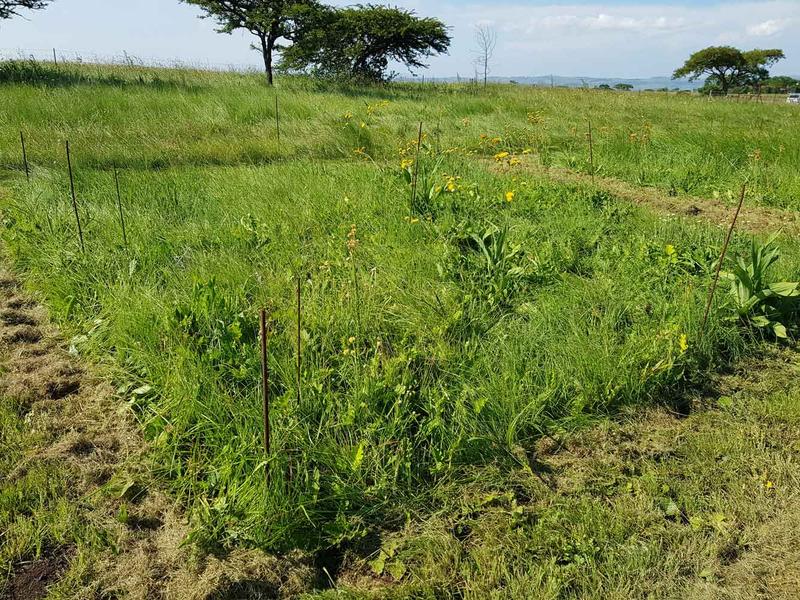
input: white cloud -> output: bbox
[415,1,800,77]
[0,0,797,79]
[746,18,791,36]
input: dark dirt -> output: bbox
[3,548,72,600]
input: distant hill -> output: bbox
[404,74,702,91]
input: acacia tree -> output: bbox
[180,0,314,85]
[281,4,450,82]
[474,25,496,88]
[673,46,785,94]
[741,48,786,92]
[0,0,52,19]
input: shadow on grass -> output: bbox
[0,60,204,92]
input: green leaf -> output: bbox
[387,560,407,580]
[664,500,680,518]
[351,441,365,471]
[369,554,386,575]
[768,281,800,297]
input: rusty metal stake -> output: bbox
[65,141,85,253]
[20,132,29,182]
[588,119,595,184]
[410,122,423,210]
[275,95,280,144]
[296,276,302,405]
[113,165,128,248]
[700,182,747,336]
[259,308,271,483]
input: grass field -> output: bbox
[1,61,800,598]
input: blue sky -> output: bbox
[0,1,797,78]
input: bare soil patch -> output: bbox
[3,547,73,600]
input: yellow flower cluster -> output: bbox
[527,110,544,125]
[347,224,359,255]
[342,335,358,356]
[366,100,390,115]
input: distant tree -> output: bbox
[0,0,51,19]
[741,48,785,92]
[474,25,496,88]
[282,4,450,82]
[765,75,800,93]
[614,83,634,91]
[673,46,784,95]
[596,84,611,90]
[180,0,316,85]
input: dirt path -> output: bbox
[0,267,315,599]
[491,156,800,237]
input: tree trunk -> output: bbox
[483,56,488,87]
[260,34,274,86]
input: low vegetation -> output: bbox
[1,63,800,597]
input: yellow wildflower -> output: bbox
[505,191,515,202]
[679,334,688,354]
[347,224,359,254]
[446,176,457,192]
[665,244,676,256]
[400,158,414,170]
[494,151,510,161]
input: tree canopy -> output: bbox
[281,4,450,82]
[0,0,51,19]
[180,0,316,85]
[673,46,785,94]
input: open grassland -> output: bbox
[1,62,800,598]
[2,60,800,208]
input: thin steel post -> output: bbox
[296,276,302,405]
[113,165,128,248]
[411,122,423,210]
[20,132,29,182]
[65,141,85,253]
[588,119,595,183]
[275,95,280,143]
[259,308,271,481]
[700,182,747,335]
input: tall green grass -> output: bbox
[2,63,800,553]
[2,60,800,207]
